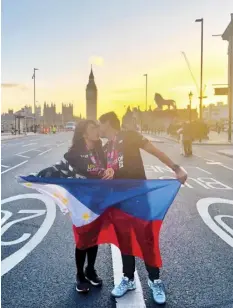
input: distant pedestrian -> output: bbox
[182,122,192,156]
[177,127,184,155]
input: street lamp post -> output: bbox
[32,68,39,132]
[143,74,148,111]
[188,91,193,122]
[195,18,204,121]
[213,32,232,143]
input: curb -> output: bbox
[1,133,38,141]
[217,150,233,158]
[156,135,232,146]
[142,135,164,143]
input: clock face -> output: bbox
[87,92,97,99]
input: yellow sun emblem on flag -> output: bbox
[24,183,32,187]
[82,212,90,221]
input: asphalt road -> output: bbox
[1,133,233,308]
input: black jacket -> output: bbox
[37,139,106,179]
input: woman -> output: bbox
[37,120,110,293]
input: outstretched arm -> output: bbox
[143,142,187,184]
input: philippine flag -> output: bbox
[18,176,181,267]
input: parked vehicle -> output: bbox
[65,121,76,131]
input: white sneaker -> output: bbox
[111,276,136,298]
[148,279,166,304]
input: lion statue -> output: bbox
[154,93,176,109]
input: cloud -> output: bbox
[1,83,28,91]
[89,56,104,66]
[1,83,20,88]
[170,85,197,92]
[112,88,142,94]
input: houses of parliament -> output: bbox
[1,67,98,131]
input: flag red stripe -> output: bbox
[72,207,162,267]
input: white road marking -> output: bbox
[38,148,52,156]
[111,245,146,308]
[1,210,46,246]
[1,194,56,276]
[1,164,9,168]
[16,154,30,158]
[214,215,233,237]
[195,167,212,175]
[206,160,233,171]
[1,161,28,175]
[220,164,233,171]
[206,161,221,165]
[1,210,12,226]
[197,198,233,248]
[15,148,38,158]
[56,142,65,147]
[22,143,37,147]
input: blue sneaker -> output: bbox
[111,277,136,298]
[148,279,166,304]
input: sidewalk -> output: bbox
[159,131,232,146]
[217,149,233,158]
[143,134,164,143]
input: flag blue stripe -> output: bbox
[19,176,181,221]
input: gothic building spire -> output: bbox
[87,66,97,89]
[86,66,97,120]
[89,65,94,81]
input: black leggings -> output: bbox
[122,254,160,281]
[75,246,98,280]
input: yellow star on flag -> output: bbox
[82,212,90,221]
[53,193,68,206]
[61,198,68,205]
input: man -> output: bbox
[177,126,184,155]
[99,112,187,305]
[182,122,192,156]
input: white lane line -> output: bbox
[196,167,212,175]
[38,148,52,156]
[56,142,65,147]
[15,148,38,158]
[111,245,146,308]
[206,161,233,171]
[22,143,37,147]
[16,154,30,158]
[1,164,10,168]
[221,164,233,171]
[1,160,28,174]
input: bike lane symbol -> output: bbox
[197,197,233,248]
[1,193,56,276]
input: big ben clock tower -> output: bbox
[86,66,97,120]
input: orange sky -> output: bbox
[1,1,232,119]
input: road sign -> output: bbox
[214,87,228,95]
